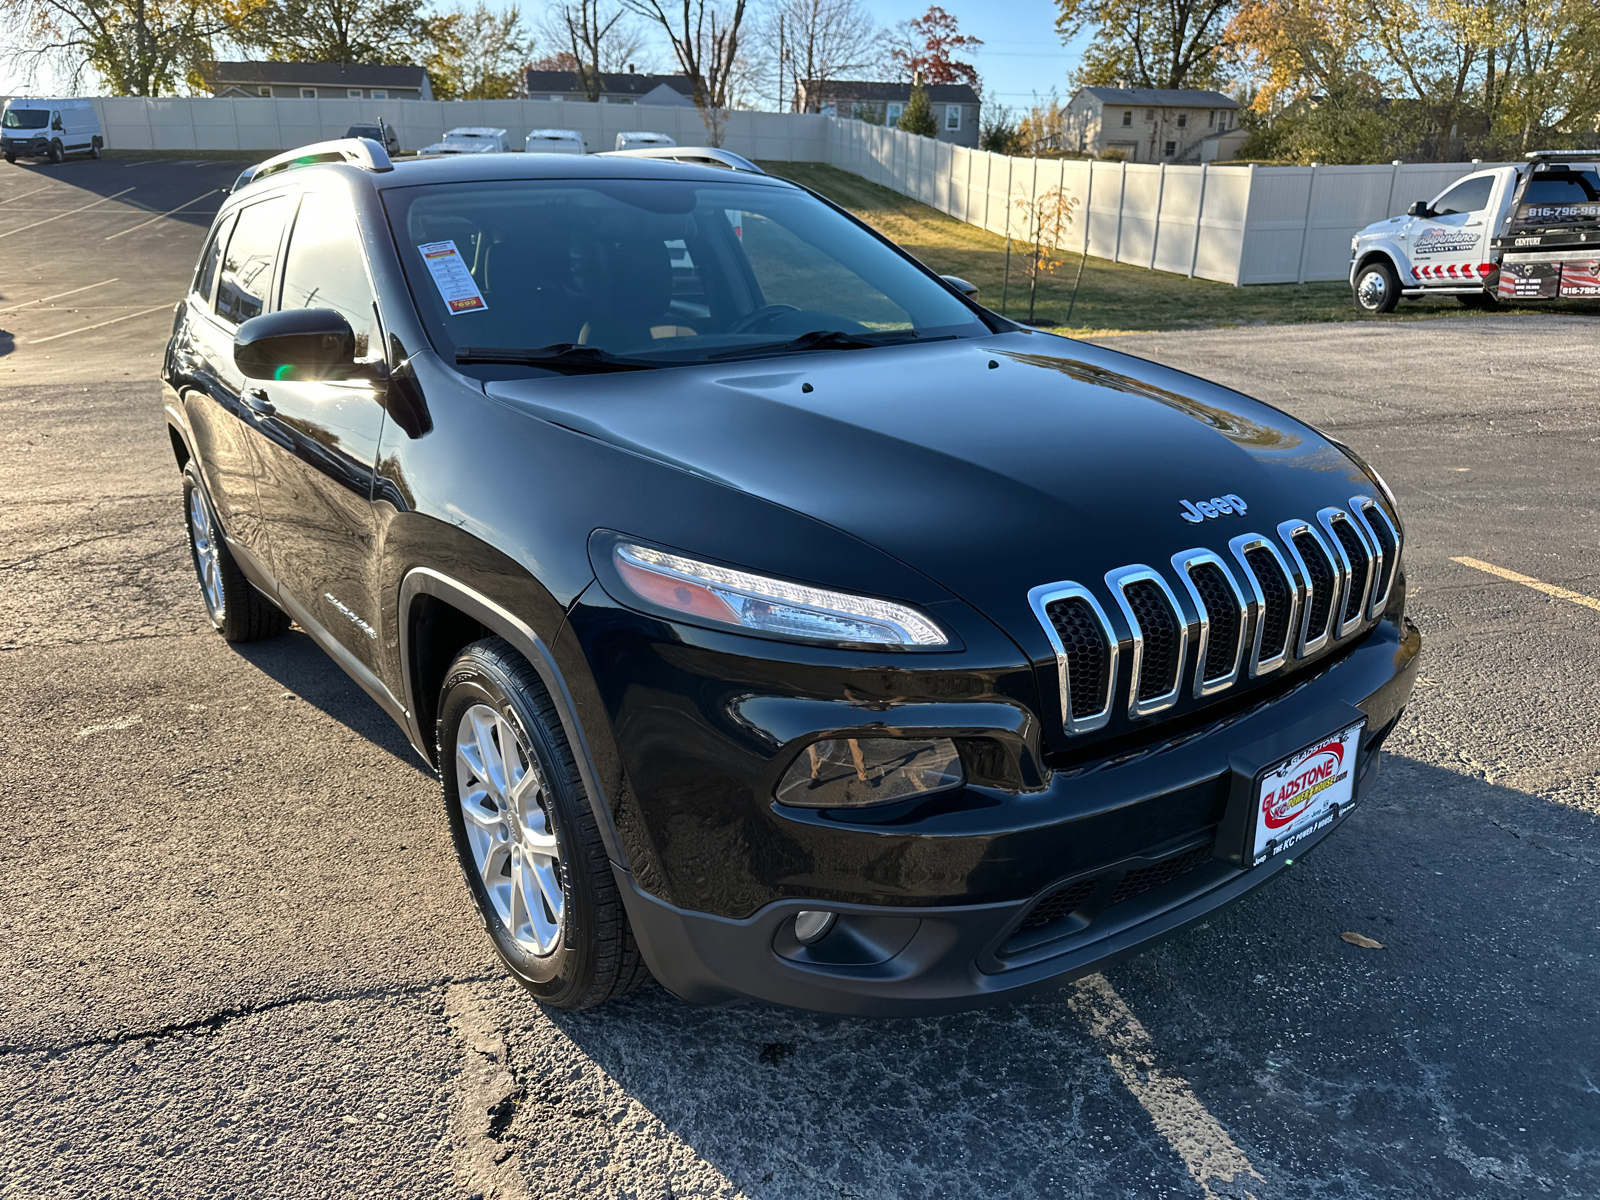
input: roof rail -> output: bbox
[233,137,394,192]
[599,146,763,173]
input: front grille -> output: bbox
[1293,530,1336,642]
[1046,596,1110,722]
[1016,878,1100,932]
[1329,517,1371,623]
[1246,546,1294,661]
[1190,563,1241,683]
[1354,497,1400,612]
[1105,844,1215,907]
[1123,580,1181,701]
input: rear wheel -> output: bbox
[89,138,102,160]
[439,637,649,1010]
[182,461,289,642]
[1353,260,1400,314]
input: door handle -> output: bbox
[1465,221,1483,227]
[242,387,276,416]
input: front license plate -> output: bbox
[1250,720,1365,866]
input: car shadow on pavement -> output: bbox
[538,752,1600,1199]
[231,629,424,767]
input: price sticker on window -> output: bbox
[417,240,487,314]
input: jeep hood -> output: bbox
[485,331,1379,651]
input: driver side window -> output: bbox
[1433,176,1493,217]
[280,190,379,359]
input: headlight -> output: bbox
[612,542,950,648]
[775,736,965,808]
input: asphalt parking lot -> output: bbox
[2,155,1597,1199]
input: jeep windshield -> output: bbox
[2,109,49,129]
[383,177,990,374]
[1508,165,1600,232]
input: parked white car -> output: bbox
[615,131,675,152]
[524,129,586,155]
[1,97,102,164]
[418,127,510,157]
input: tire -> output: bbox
[1353,259,1400,314]
[181,461,289,642]
[3,155,13,164]
[89,139,102,160]
[439,637,649,1010]
[1457,290,1498,309]
[47,140,63,164]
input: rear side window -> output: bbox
[215,196,288,326]
[192,214,235,306]
[1522,169,1600,205]
[1433,176,1493,216]
[280,190,378,358]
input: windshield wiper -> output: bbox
[707,328,948,362]
[455,344,659,372]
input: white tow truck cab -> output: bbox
[1,97,103,164]
[1349,151,1600,313]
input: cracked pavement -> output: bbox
[2,156,1598,1198]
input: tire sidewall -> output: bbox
[48,140,62,164]
[1354,262,1398,313]
[438,657,596,1001]
[181,462,227,632]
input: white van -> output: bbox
[1,97,103,164]
[418,127,509,157]
[615,131,675,152]
[525,129,585,155]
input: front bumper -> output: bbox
[612,613,1420,1014]
[0,136,50,157]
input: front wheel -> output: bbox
[439,638,650,1010]
[3,154,13,164]
[1353,260,1400,314]
[47,140,63,164]
[181,461,289,642]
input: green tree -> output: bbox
[0,0,229,94]
[425,1,533,99]
[232,0,429,63]
[1057,0,1236,91]
[898,77,938,135]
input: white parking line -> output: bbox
[0,187,135,240]
[28,303,173,345]
[0,277,119,315]
[1068,975,1265,1199]
[0,183,57,206]
[104,189,221,240]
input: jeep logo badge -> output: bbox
[1179,495,1248,523]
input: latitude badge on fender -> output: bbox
[1178,494,1248,523]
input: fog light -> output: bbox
[774,737,965,808]
[793,910,837,944]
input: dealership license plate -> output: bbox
[1250,720,1365,867]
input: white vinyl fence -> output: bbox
[825,119,1508,284]
[83,95,1501,285]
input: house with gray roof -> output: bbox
[522,70,696,107]
[798,79,980,147]
[1066,87,1239,163]
[206,61,432,100]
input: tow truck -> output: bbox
[1349,150,1600,313]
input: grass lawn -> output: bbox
[757,160,1588,336]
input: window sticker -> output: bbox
[417,240,487,313]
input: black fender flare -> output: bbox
[397,567,629,870]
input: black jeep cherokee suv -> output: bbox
[162,138,1419,1014]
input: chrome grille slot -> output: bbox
[1229,534,1299,676]
[1318,508,1375,638]
[1351,495,1401,616]
[1172,549,1246,697]
[1028,583,1117,735]
[1107,566,1187,718]
[1278,519,1340,658]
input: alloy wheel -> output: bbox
[187,485,225,619]
[455,703,564,955]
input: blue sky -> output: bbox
[1,1,1087,102]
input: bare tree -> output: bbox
[623,0,748,141]
[552,1,620,101]
[754,0,884,113]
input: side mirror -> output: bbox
[941,274,980,301]
[234,307,362,381]
[1406,200,1432,218]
